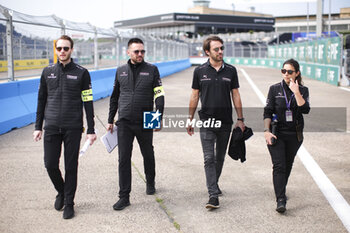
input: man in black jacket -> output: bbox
[33,35,96,219]
[108,38,165,211]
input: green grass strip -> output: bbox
[132,162,181,232]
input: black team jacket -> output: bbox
[108,60,165,124]
[35,60,95,134]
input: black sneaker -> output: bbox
[113,198,130,211]
[205,197,220,209]
[63,205,75,219]
[146,183,156,195]
[276,198,286,213]
[54,193,64,211]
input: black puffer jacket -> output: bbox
[35,60,95,133]
[108,60,164,123]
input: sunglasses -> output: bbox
[133,50,146,55]
[281,69,296,75]
[213,46,225,52]
[56,47,70,52]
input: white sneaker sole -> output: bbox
[205,204,220,209]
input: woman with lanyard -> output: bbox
[263,58,310,213]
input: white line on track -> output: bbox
[339,87,350,92]
[240,68,350,232]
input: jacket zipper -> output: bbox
[59,66,63,132]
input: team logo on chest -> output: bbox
[67,75,77,80]
[276,92,284,98]
[120,71,128,77]
[201,74,210,81]
[47,73,56,79]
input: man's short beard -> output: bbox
[212,56,223,63]
[59,55,71,63]
[133,57,143,64]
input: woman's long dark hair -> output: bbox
[283,58,303,86]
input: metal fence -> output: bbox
[188,40,268,58]
[0,5,189,81]
[1,4,347,85]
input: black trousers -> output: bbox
[44,129,82,205]
[117,121,155,199]
[268,132,302,201]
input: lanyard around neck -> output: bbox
[280,81,294,110]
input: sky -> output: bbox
[0,0,349,29]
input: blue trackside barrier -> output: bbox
[18,79,40,122]
[0,79,39,134]
[155,59,191,78]
[0,59,191,135]
[90,68,116,100]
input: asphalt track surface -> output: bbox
[0,66,349,233]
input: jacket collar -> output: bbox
[58,58,75,70]
[127,59,144,69]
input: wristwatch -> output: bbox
[237,118,245,122]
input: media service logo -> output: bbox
[143,110,162,129]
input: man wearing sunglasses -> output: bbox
[187,36,245,210]
[108,38,165,211]
[33,35,96,219]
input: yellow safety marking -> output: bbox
[82,95,93,102]
[82,89,93,96]
[154,86,165,99]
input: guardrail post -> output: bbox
[232,41,235,58]
[94,27,98,70]
[46,39,49,59]
[53,16,66,35]
[339,33,349,86]
[6,14,14,80]
[153,40,157,62]
[1,7,15,81]
[19,36,23,59]
[249,44,253,58]
[116,36,120,67]
[34,38,37,59]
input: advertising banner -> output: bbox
[229,37,341,86]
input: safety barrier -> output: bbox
[155,59,191,78]
[0,59,191,135]
[0,59,49,72]
[224,57,340,86]
[0,79,40,134]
